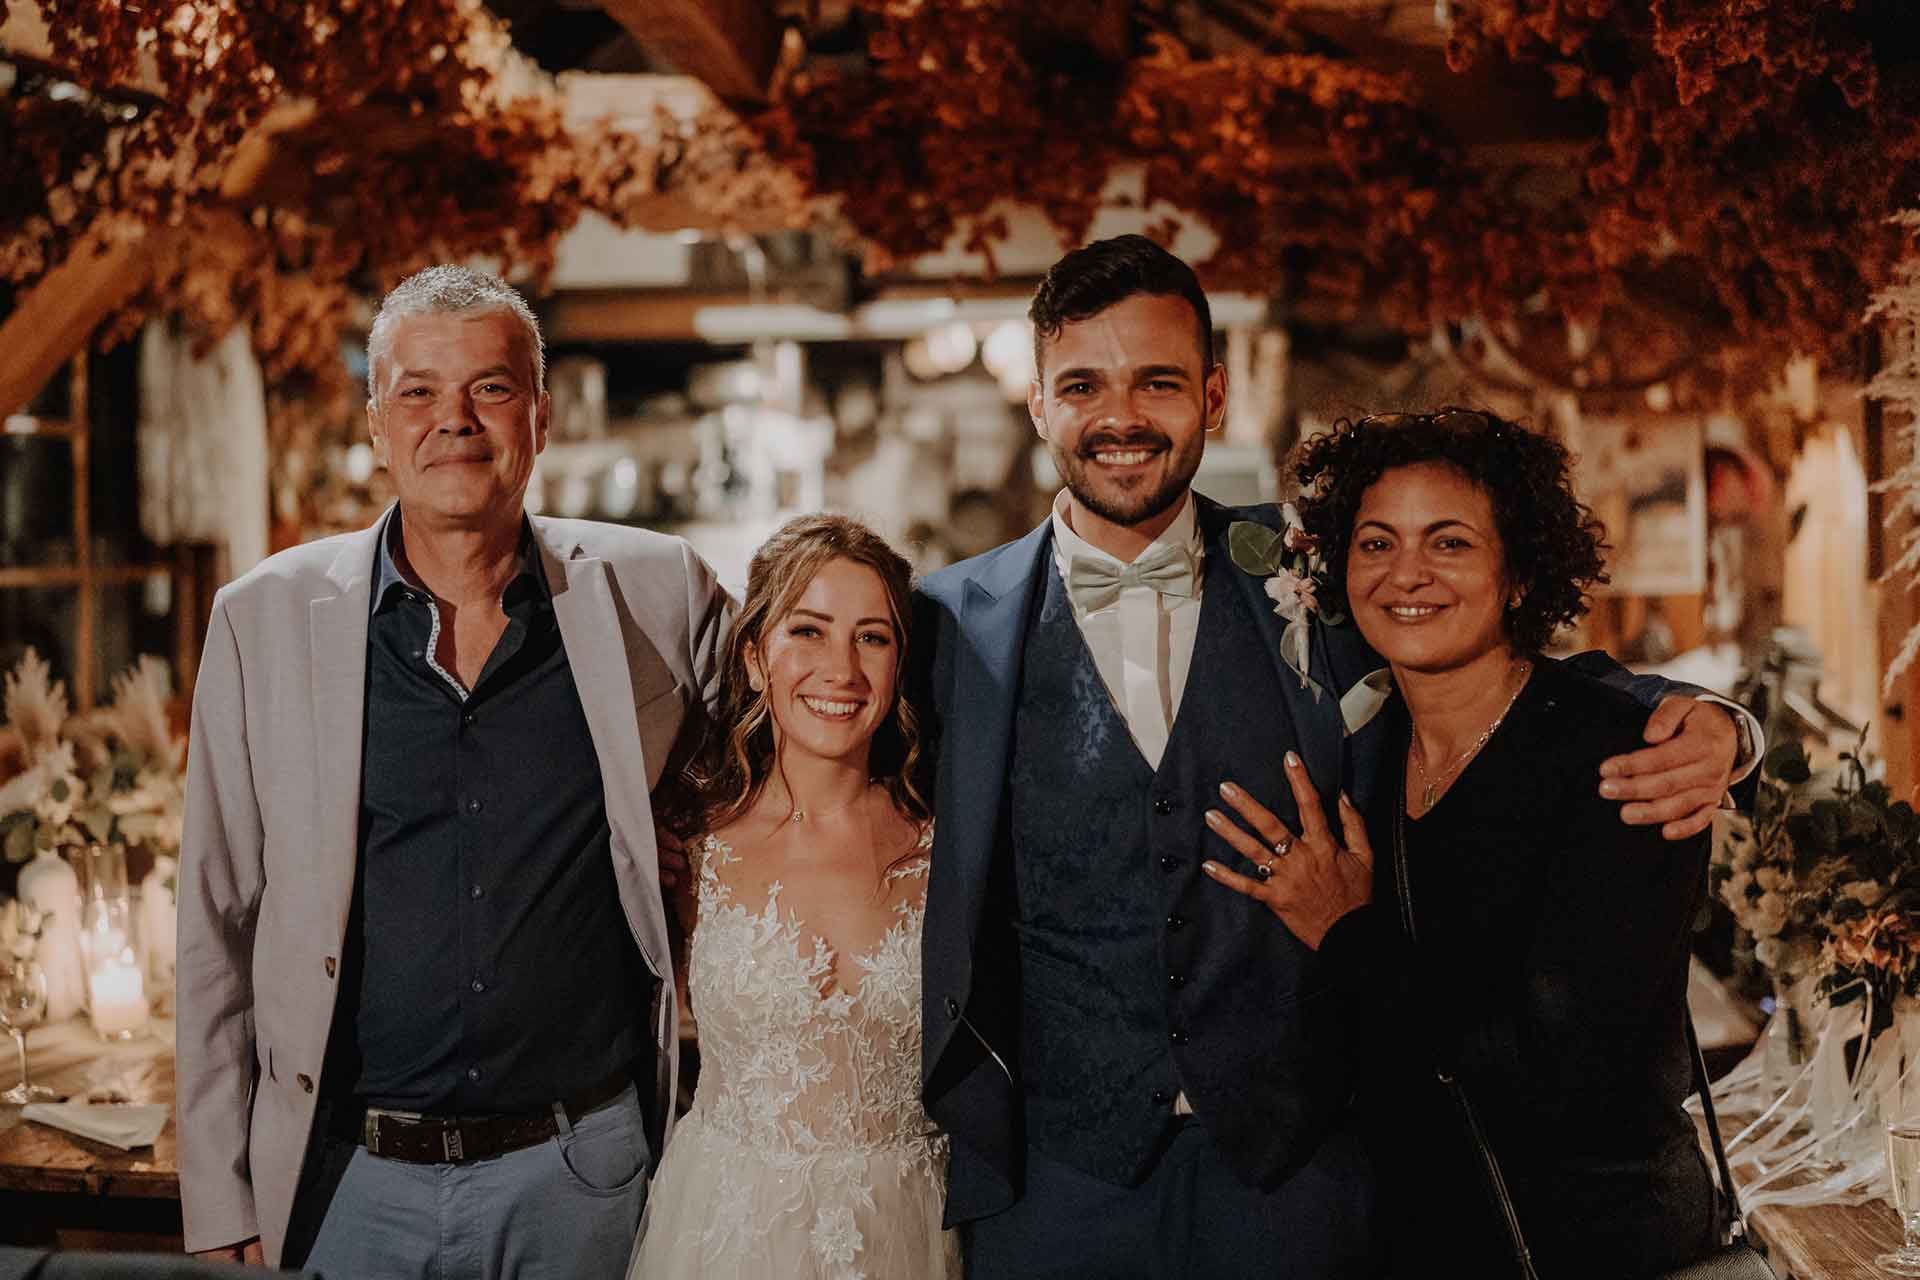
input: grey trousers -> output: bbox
[302,1085,650,1280]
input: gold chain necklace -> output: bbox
[1409,658,1532,814]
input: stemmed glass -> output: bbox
[0,957,60,1104]
[1881,1120,1920,1275]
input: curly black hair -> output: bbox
[1289,408,1610,653]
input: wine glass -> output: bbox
[0,957,60,1104]
[1880,1120,1920,1275]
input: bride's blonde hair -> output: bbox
[683,514,927,834]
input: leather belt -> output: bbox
[357,1071,632,1165]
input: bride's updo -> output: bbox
[681,514,926,832]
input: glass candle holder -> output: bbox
[80,846,148,1041]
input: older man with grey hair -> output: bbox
[177,265,732,1277]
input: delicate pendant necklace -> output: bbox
[786,780,878,824]
[1409,658,1532,814]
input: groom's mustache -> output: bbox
[1076,431,1172,458]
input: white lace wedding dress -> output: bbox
[629,827,959,1279]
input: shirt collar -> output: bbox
[372,507,549,614]
[1049,487,1203,581]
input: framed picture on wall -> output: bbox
[1573,415,1707,596]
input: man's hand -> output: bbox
[657,824,689,891]
[194,1238,265,1265]
[1599,695,1738,841]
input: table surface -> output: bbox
[0,1016,178,1200]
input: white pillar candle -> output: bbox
[88,950,148,1039]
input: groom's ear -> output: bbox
[1027,379,1048,439]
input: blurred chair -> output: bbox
[0,1249,318,1280]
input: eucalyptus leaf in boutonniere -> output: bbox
[1228,504,1347,698]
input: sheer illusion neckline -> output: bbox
[695,826,932,1005]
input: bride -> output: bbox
[631,514,961,1279]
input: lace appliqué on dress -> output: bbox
[631,826,956,1280]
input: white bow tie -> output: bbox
[1065,545,1198,612]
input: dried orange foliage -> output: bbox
[1448,0,1920,368]
[3,0,815,398]
[4,0,1916,394]
[760,0,1920,371]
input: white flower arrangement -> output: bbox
[0,650,186,869]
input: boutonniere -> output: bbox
[1228,505,1347,697]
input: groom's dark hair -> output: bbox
[1029,234,1214,376]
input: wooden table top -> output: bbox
[1701,1109,1902,1280]
[0,1016,177,1200]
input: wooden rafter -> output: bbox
[0,222,167,418]
[597,0,779,105]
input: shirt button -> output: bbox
[1170,1029,1190,1047]
[296,1073,314,1093]
[467,1066,482,1083]
[1168,972,1187,989]
[1151,1089,1172,1106]
[471,978,485,994]
[1159,855,1179,873]
[1153,797,1173,816]
[469,885,484,900]
[466,798,483,815]
[1166,913,1187,932]
[323,957,336,978]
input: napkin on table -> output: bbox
[20,1102,169,1151]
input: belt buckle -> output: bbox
[443,1124,465,1162]
[362,1106,426,1159]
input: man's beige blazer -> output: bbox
[175,512,732,1262]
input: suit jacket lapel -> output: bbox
[942,523,1049,963]
[1201,497,1348,796]
[538,523,672,978]
[309,519,380,949]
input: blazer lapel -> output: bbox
[937,524,1048,968]
[1201,498,1348,797]
[539,524,672,979]
[309,520,379,948]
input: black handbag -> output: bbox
[1389,792,1777,1280]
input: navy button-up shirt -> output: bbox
[331,511,653,1114]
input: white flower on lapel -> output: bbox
[1229,506,1347,698]
[1262,568,1317,623]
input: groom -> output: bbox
[914,235,1748,1276]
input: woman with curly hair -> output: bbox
[631,514,960,1279]
[1198,409,1721,1277]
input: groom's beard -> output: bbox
[1053,428,1205,530]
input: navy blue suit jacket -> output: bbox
[913,496,1387,1223]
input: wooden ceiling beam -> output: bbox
[0,221,170,417]
[596,0,779,105]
